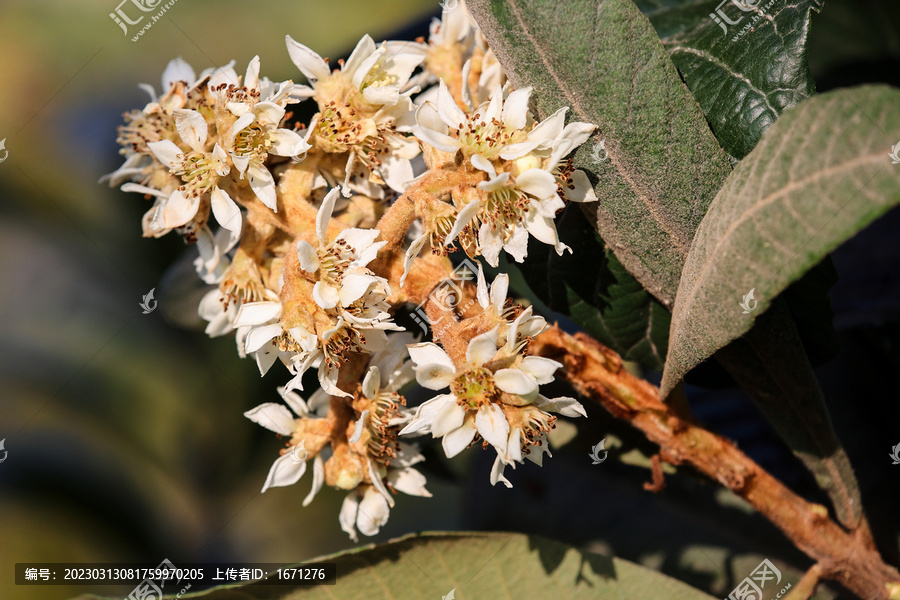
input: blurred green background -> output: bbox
[0,2,449,599]
[1,1,899,600]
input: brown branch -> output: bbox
[530,326,900,600]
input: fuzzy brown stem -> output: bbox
[529,326,900,600]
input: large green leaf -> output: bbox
[78,532,716,599]
[468,0,733,310]
[518,207,670,371]
[635,0,824,159]
[662,85,900,395]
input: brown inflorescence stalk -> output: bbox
[528,326,900,600]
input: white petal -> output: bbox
[494,368,539,399]
[564,170,598,203]
[366,460,394,511]
[162,57,196,90]
[302,455,325,507]
[431,401,466,437]
[414,363,456,391]
[316,188,340,243]
[339,492,361,542]
[246,324,283,353]
[285,35,331,82]
[445,200,481,247]
[244,55,260,90]
[269,129,309,157]
[460,59,473,110]
[343,34,376,79]
[414,123,461,153]
[147,139,183,168]
[506,428,523,463]
[339,273,377,306]
[349,410,369,444]
[475,403,509,453]
[248,163,278,211]
[407,342,454,369]
[533,395,587,418]
[244,403,295,435]
[210,188,242,233]
[520,356,562,384]
[501,87,532,130]
[296,240,320,272]
[481,86,503,123]
[489,273,509,312]
[478,222,503,268]
[490,455,513,488]
[337,227,381,255]
[362,366,380,399]
[261,453,307,492]
[516,168,558,200]
[235,301,282,326]
[400,233,428,287]
[477,171,509,192]
[356,488,390,537]
[319,363,353,398]
[313,281,340,309]
[163,190,200,228]
[466,326,499,366]
[387,467,431,497]
[173,108,208,150]
[524,209,561,247]
[399,394,455,435]
[476,263,489,308]
[277,386,309,417]
[441,414,477,458]
[436,79,467,129]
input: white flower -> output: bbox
[227,58,311,211]
[414,82,598,266]
[285,34,426,195]
[338,440,430,542]
[234,300,294,376]
[295,188,389,311]
[243,388,326,505]
[147,109,240,233]
[400,325,585,485]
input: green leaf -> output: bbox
[662,85,900,395]
[635,0,824,159]
[467,0,733,310]
[518,207,670,371]
[659,85,900,529]
[77,532,715,599]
